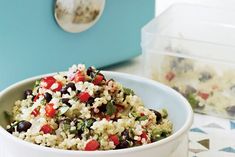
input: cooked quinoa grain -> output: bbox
[6,64,173,151]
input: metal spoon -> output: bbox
[54,0,106,33]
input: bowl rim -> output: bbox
[0,71,193,155]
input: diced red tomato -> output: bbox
[78,92,90,103]
[140,113,145,116]
[33,94,42,102]
[74,72,86,83]
[51,82,63,92]
[85,140,100,151]
[109,135,120,146]
[140,131,148,140]
[41,76,56,89]
[198,92,209,100]
[116,104,124,113]
[45,103,56,118]
[165,72,175,81]
[92,74,104,85]
[136,141,142,145]
[105,115,111,121]
[40,124,53,134]
[31,108,40,117]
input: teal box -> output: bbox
[0,0,155,90]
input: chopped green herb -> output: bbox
[131,112,139,118]
[34,80,41,88]
[62,123,70,131]
[160,131,168,138]
[161,109,168,118]
[137,115,148,121]
[187,93,199,109]
[76,119,85,131]
[85,118,95,128]
[129,129,135,139]
[69,126,77,134]
[41,99,47,105]
[3,111,12,124]
[151,128,164,142]
[123,87,135,96]
[152,127,162,136]
[106,101,116,116]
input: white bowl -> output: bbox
[0,71,193,157]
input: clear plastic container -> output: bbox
[141,4,235,119]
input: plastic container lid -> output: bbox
[142,4,235,64]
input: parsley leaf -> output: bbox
[106,101,116,116]
[33,80,41,89]
[123,87,134,96]
[137,115,148,121]
[187,93,199,109]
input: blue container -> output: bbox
[0,0,155,90]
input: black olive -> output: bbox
[98,104,107,112]
[24,89,32,99]
[87,97,94,105]
[7,126,15,134]
[31,95,36,101]
[226,106,235,116]
[66,83,76,91]
[150,109,162,124]
[16,120,32,133]
[199,72,212,82]
[87,67,94,76]
[75,133,82,139]
[62,98,71,107]
[60,87,68,95]
[116,140,129,149]
[44,92,52,103]
[77,129,84,135]
[112,118,118,122]
[121,129,130,140]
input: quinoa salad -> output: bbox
[153,55,235,119]
[5,64,172,151]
